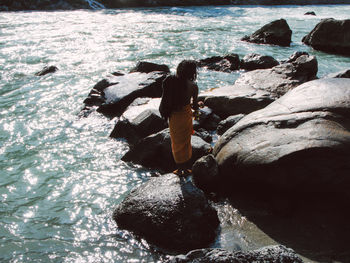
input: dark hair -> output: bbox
[176,60,197,81]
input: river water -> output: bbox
[1,5,350,263]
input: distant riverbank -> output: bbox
[1,0,350,11]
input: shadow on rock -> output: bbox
[225,189,350,263]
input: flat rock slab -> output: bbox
[168,245,303,263]
[113,173,219,252]
[214,78,350,193]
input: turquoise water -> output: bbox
[1,5,350,262]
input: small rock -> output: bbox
[197,54,240,72]
[192,154,219,193]
[241,19,292,47]
[240,53,279,71]
[35,65,58,76]
[130,61,170,73]
[304,11,316,16]
[217,114,245,135]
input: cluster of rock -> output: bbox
[78,18,350,261]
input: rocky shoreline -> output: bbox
[36,17,350,262]
[1,0,350,11]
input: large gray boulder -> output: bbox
[200,52,317,118]
[241,19,292,47]
[214,78,350,193]
[302,18,350,56]
[122,128,212,172]
[113,173,219,252]
[168,245,303,263]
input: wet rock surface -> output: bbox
[168,245,303,263]
[35,65,58,76]
[214,78,350,193]
[241,19,292,47]
[302,18,350,56]
[113,173,219,252]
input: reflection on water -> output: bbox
[1,5,350,262]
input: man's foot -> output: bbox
[173,169,192,177]
[207,147,213,154]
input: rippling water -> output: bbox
[1,5,350,262]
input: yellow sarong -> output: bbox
[169,104,194,164]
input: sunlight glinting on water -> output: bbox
[1,5,350,262]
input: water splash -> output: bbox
[85,0,105,9]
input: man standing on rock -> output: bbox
[159,60,200,176]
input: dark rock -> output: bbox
[82,71,167,118]
[214,78,350,194]
[282,51,310,63]
[130,61,170,74]
[327,69,350,79]
[197,54,240,72]
[193,107,221,131]
[194,128,213,143]
[302,18,350,56]
[241,19,292,47]
[240,53,279,71]
[110,109,167,144]
[217,114,245,135]
[35,65,58,76]
[113,173,219,252]
[192,154,219,193]
[304,11,316,16]
[122,129,212,172]
[168,245,303,263]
